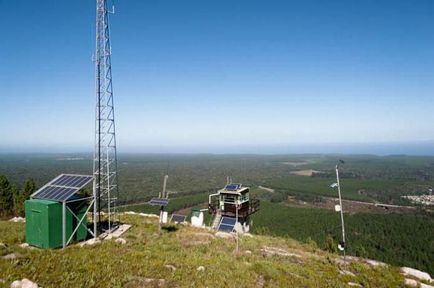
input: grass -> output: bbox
[0,214,406,288]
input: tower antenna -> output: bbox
[93,0,119,236]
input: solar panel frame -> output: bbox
[171,214,187,223]
[217,216,237,232]
[51,175,93,188]
[32,174,93,202]
[221,217,237,225]
[225,184,242,191]
[148,198,169,206]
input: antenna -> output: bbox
[93,0,119,236]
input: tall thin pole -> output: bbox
[335,164,346,258]
[235,201,239,253]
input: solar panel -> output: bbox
[34,186,77,201]
[225,184,242,191]
[51,175,93,188]
[148,198,169,206]
[32,174,93,202]
[221,217,236,225]
[171,214,187,223]
[218,216,237,232]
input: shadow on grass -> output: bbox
[162,225,178,232]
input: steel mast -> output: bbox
[93,0,119,236]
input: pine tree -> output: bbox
[0,175,13,217]
[22,178,36,200]
[13,178,36,216]
[12,184,20,216]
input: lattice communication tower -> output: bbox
[93,0,119,235]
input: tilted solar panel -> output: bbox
[34,186,78,202]
[31,174,93,202]
[148,198,169,206]
[225,183,242,191]
[218,216,237,232]
[221,217,237,226]
[171,214,187,223]
[51,175,93,188]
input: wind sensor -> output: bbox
[330,160,346,257]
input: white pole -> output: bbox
[336,164,346,257]
[235,201,239,253]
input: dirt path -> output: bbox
[287,196,416,214]
[258,186,275,193]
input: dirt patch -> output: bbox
[259,246,312,263]
[177,232,215,247]
[290,169,322,177]
[256,275,265,288]
[124,277,166,288]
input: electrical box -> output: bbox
[25,199,88,249]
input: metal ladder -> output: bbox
[211,212,222,229]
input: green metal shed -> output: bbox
[25,199,88,249]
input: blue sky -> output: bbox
[1,0,434,154]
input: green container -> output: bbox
[25,199,88,248]
[191,208,201,218]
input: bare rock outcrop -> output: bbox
[9,217,25,223]
[400,267,432,283]
[10,278,38,288]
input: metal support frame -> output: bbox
[65,201,96,246]
[61,197,96,249]
[93,0,119,237]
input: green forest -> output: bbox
[251,201,434,275]
[1,153,434,205]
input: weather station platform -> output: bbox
[209,183,260,234]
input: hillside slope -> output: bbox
[0,214,426,287]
